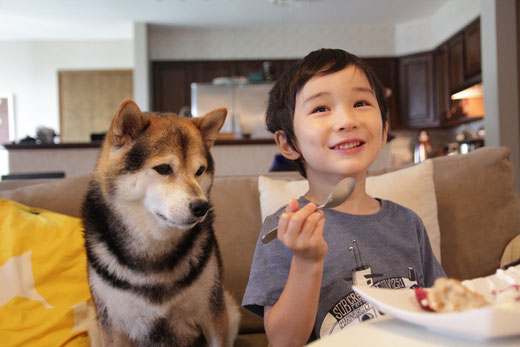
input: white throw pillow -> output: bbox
[258,159,441,262]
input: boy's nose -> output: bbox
[333,107,359,132]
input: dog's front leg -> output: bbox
[202,305,240,347]
[99,326,136,347]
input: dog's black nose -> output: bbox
[189,200,210,218]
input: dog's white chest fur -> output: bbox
[88,242,222,338]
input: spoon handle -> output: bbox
[261,177,355,245]
[261,227,278,244]
[260,194,340,244]
[260,193,340,244]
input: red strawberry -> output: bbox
[415,287,434,311]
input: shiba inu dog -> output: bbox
[82,100,240,346]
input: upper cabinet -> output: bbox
[464,19,482,80]
[397,18,482,129]
[363,58,400,132]
[398,53,437,128]
[447,33,465,92]
[152,60,297,114]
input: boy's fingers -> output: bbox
[287,203,317,229]
[277,211,292,237]
[309,217,326,241]
[285,198,300,213]
[283,203,317,241]
[298,210,324,241]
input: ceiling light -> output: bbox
[270,0,308,7]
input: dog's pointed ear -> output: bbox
[194,108,227,148]
[109,100,148,147]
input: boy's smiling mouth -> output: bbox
[331,139,366,151]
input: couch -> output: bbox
[1,146,519,346]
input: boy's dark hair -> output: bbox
[266,48,388,178]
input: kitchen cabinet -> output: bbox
[153,57,401,130]
[152,60,297,114]
[363,58,400,130]
[398,52,437,128]
[447,33,465,92]
[446,18,481,93]
[464,19,481,80]
[435,44,451,124]
[152,63,191,115]
[398,17,482,129]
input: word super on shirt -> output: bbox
[242,198,445,341]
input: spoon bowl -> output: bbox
[261,177,356,244]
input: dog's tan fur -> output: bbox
[82,100,240,346]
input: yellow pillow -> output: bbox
[0,198,94,347]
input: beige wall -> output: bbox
[482,0,520,190]
[0,40,133,141]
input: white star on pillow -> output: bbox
[0,251,51,308]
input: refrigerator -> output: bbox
[191,82,274,138]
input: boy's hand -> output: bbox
[277,199,327,261]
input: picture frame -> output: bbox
[0,92,16,143]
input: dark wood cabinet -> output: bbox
[363,58,400,130]
[153,57,401,129]
[435,44,451,124]
[152,63,190,114]
[398,17,482,129]
[152,60,297,114]
[398,53,437,128]
[447,33,465,92]
[464,18,481,80]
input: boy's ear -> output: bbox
[194,108,227,148]
[274,130,301,160]
[109,99,148,147]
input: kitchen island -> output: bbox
[2,138,280,178]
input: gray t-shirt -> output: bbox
[242,197,445,341]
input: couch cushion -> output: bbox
[0,198,96,346]
[0,174,92,218]
[211,176,266,334]
[258,160,441,262]
[501,234,520,268]
[234,332,269,347]
[433,147,520,280]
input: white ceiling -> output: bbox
[0,0,450,40]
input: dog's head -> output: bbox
[95,99,226,233]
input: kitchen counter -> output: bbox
[2,138,280,177]
[2,138,275,150]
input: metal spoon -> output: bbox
[261,177,356,244]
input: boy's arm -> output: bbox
[263,199,327,347]
[264,257,324,346]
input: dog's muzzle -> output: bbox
[189,199,210,218]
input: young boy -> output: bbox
[242,49,445,346]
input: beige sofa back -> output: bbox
[432,147,520,280]
[1,146,519,335]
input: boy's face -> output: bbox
[281,65,387,183]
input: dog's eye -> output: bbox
[153,164,173,175]
[195,166,205,177]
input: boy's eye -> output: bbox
[312,106,328,114]
[195,166,205,176]
[153,164,173,175]
[354,101,369,108]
